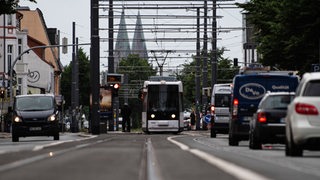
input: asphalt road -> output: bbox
[0,131,320,180]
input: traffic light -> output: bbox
[112,83,120,97]
[233,58,238,67]
[0,89,5,99]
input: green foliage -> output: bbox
[0,0,37,15]
[238,0,320,73]
[118,54,157,128]
[60,48,90,110]
[180,48,238,108]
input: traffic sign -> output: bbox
[311,64,320,72]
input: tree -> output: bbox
[238,0,320,73]
[60,48,90,114]
[118,54,157,128]
[180,48,237,109]
[0,0,37,15]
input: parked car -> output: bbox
[249,92,295,149]
[11,94,60,142]
[183,110,191,130]
[285,72,320,156]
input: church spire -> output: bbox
[114,9,131,70]
[132,11,148,60]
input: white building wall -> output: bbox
[1,14,55,95]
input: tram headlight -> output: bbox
[171,114,176,119]
[151,114,155,119]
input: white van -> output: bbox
[210,84,232,138]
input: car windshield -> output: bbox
[16,96,54,111]
[262,95,294,109]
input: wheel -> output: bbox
[249,129,262,150]
[54,133,60,140]
[210,128,216,138]
[228,122,239,146]
[285,129,302,157]
[12,133,19,142]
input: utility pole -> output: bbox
[71,22,79,133]
[195,7,201,130]
[202,0,209,107]
[211,0,217,87]
[108,0,114,73]
[90,0,100,135]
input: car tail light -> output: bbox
[295,103,319,115]
[232,98,239,117]
[210,105,215,114]
[257,112,267,123]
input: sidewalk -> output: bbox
[0,132,11,138]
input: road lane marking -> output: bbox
[0,136,107,173]
[146,138,164,180]
[167,136,271,180]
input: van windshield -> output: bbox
[215,94,231,107]
[16,96,54,111]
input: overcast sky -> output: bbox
[19,0,246,68]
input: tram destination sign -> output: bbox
[107,73,123,84]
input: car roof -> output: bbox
[16,94,55,98]
[264,91,295,96]
[301,72,320,81]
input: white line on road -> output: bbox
[167,136,271,180]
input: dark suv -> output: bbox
[11,94,60,142]
[249,92,295,149]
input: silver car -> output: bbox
[285,72,320,156]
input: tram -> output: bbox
[141,76,184,133]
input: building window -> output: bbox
[7,45,13,73]
[18,39,22,60]
[7,14,13,26]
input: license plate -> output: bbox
[29,127,42,131]
[243,116,252,122]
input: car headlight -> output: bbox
[171,114,176,119]
[13,116,22,123]
[48,114,56,121]
[151,114,155,119]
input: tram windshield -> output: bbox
[147,85,180,112]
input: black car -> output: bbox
[11,94,60,142]
[249,92,295,149]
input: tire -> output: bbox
[249,129,262,150]
[12,133,19,142]
[210,128,216,138]
[229,122,239,146]
[54,133,60,141]
[285,129,303,157]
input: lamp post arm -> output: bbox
[9,43,91,104]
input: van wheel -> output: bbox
[210,128,216,138]
[54,133,60,140]
[12,133,19,142]
[229,132,239,146]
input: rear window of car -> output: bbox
[214,94,231,107]
[261,95,294,109]
[303,80,320,96]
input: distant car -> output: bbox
[249,92,295,149]
[183,110,191,130]
[285,72,320,156]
